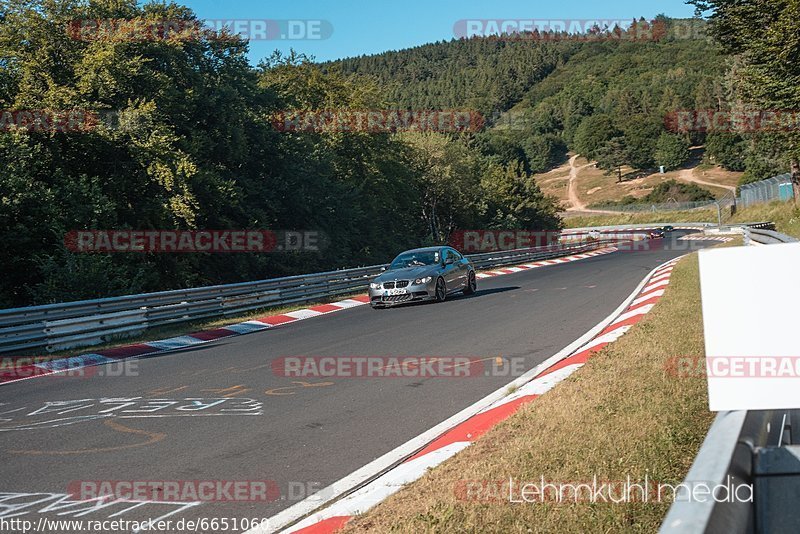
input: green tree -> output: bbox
[595,137,628,182]
[399,132,481,243]
[621,115,662,170]
[644,179,714,203]
[479,161,562,230]
[520,133,568,174]
[654,132,690,170]
[705,133,746,171]
[573,114,620,160]
[691,0,800,200]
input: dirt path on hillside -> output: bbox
[566,155,586,210]
[565,155,617,214]
[559,154,735,216]
[675,168,737,193]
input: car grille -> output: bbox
[383,280,410,289]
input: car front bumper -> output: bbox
[367,280,436,307]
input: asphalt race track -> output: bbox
[0,231,721,532]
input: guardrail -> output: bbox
[661,221,799,534]
[562,223,713,233]
[744,227,797,245]
[660,410,786,534]
[0,239,620,355]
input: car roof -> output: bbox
[397,246,446,254]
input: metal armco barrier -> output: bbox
[562,222,713,233]
[0,239,620,354]
[744,227,797,245]
[661,221,799,534]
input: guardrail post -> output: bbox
[754,446,800,533]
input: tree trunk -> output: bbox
[792,157,800,206]
[430,202,439,242]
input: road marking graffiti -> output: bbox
[265,381,334,396]
[9,419,166,455]
[0,397,263,432]
[201,385,251,398]
[0,491,200,524]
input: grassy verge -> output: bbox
[344,253,715,533]
[563,208,719,228]
[729,201,800,238]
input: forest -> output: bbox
[1,1,796,306]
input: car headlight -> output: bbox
[370,282,382,289]
[414,277,432,285]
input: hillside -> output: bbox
[331,18,784,185]
[536,148,741,214]
[331,38,580,115]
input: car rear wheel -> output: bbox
[435,277,446,302]
[463,271,476,295]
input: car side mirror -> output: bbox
[444,258,454,265]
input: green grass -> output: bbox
[563,208,720,228]
[729,201,800,238]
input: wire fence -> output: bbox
[738,173,794,208]
[589,173,795,214]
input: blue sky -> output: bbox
[179,0,697,64]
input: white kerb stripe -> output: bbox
[280,442,471,533]
[284,309,324,320]
[145,335,206,350]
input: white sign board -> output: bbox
[699,242,800,411]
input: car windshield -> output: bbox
[389,251,440,269]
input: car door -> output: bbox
[451,249,468,288]
[442,249,461,290]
